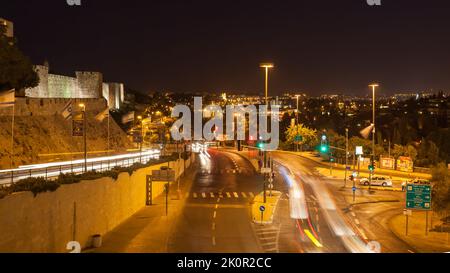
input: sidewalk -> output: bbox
[289,151,431,180]
[389,211,450,253]
[88,161,198,253]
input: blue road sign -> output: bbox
[260,206,266,212]
[346,166,351,171]
[352,187,357,192]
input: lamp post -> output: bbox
[369,83,379,192]
[79,103,87,173]
[260,63,274,106]
[137,115,143,163]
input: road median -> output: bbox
[251,191,282,225]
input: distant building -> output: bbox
[0,17,14,37]
[25,63,124,110]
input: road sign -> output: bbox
[268,177,274,183]
[346,166,351,171]
[295,135,303,143]
[406,184,432,210]
[268,184,274,190]
[72,119,84,137]
[260,206,266,212]
[355,146,364,156]
[261,168,271,174]
[352,186,357,192]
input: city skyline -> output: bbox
[3,0,450,95]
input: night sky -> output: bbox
[3,0,450,96]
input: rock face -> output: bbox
[0,98,132,169]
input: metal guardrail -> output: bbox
[0,151,160,187]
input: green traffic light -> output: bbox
[320,145,329,153]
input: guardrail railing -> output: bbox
[0,150,160,187]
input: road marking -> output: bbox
[249,192,255,198]
[309,195,317,201]
[260,242,277,247]
[304,229,323,248]
[212,223,216,231]
[202,193,206,198]
[219,193,223,198]
[217,198,221,203]
[213,211,217,219]
[210,193,215,198]
[355,219,360,225]
[212,236,216,246]
[226,192,232,198]
[233,192,239,198]
[408,250,415,253]
[351,212,356,217]
[215,204,219,209]
[256,231,278,236]
[193,193,198,199]
[241,192,247,198]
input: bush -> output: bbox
[0,154,183,200]
[9,177,60,197]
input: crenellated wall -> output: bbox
[24,65,123,109]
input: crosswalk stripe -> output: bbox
[210,193,215,198]
[233,192,239,198]
[202,193,206,198]
[193,193,198,199]
[241,192,247,198]
[226,192,232,198]
[249,192,255,198]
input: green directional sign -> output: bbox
[295,135,303,143]
[406,184,432,210]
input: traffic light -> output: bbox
[257,142,264,149]
[320,144,329,153]
[369,165,375,172]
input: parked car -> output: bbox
[359,176,393,187]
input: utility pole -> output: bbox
[369,83,379,193]
[344,128,349,188]
[79,103,88,173]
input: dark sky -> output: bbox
[3,0,450,96]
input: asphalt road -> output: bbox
[272,151,415,253]
[167,149,264,253]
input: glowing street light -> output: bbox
[260,63,274,106]
[368,83,379,191]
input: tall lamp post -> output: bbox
[260,63,274,204]
[79,103,87,173]
[260,63,274,106]
[369,83,379,192]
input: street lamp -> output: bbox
[79,103,87,173]
[295,95,301,124]
[260,63,274,106]
[369,83,379,192]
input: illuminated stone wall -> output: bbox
[25,65,122,109]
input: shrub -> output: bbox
[9,177,60,197]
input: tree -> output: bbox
[285,124,318,150]
[416,140,440,167]
[431,163,450,215]
[391,144,405,160]
[0,24,38,92]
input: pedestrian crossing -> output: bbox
[198,169,252,175]
[187,191,256,200]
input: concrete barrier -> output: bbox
[0,156,194,253]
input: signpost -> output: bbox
[260,205,266,225]
[405,184,432,236]
[147,168,176,216]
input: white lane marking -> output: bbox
[213,211,217,219]
[249,192,255,198]
[210,192,215,198]
[241,192,247,198]
[351,212,356,217]
[226,192,232,198]
[355,219,360,225]
[212,223,216,231]
[202,192,206,198]
[215,204,219,209]
[309,195,317,201]
[212,237,216,246]
[193,193,198,199]
[233,192,239,198]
